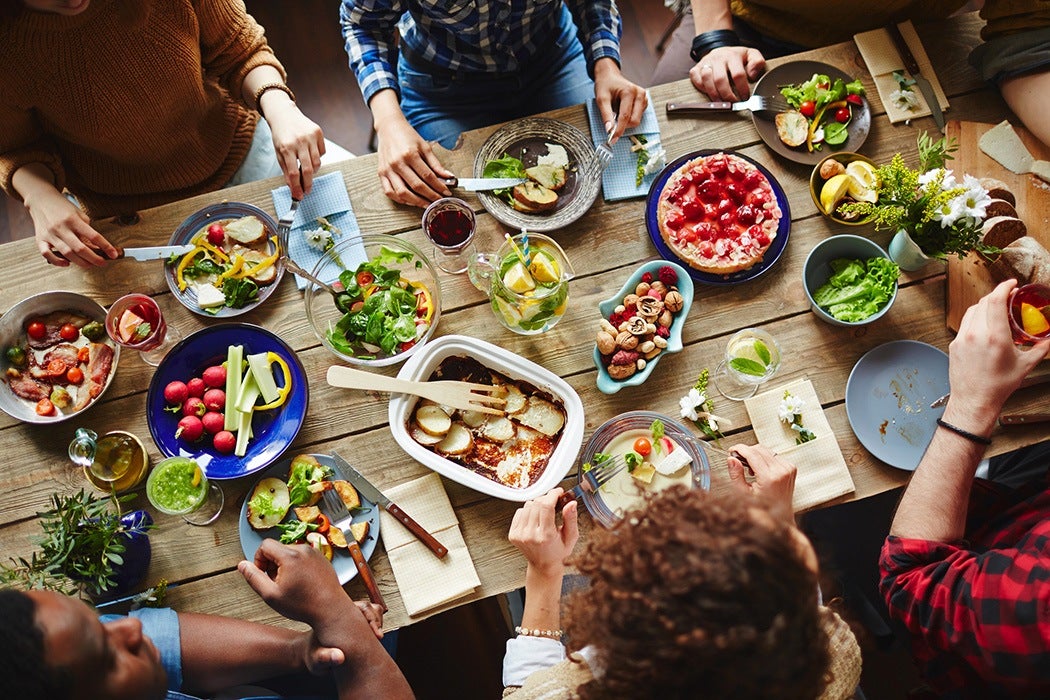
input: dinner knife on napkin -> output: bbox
[119,244,196,261]
[979,120,1050,183]
[331,452,449,559]
[443,177,526,191]
[886,23,945,133]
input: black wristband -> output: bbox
[936,418,992,446]
[690,29,740,63]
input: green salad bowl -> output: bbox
[803,234,897,327]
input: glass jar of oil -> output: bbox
[70,429,150,492]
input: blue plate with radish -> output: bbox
[146,323,308,480]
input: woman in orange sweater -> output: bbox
[0,0,325,268]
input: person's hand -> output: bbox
[689,45,766,101]
[355,600,385,640]
[942,280,1050,432]
[593,58,648,144]
[726,443,796,524]
[375,117,454,208]
[508,488,579,579]
[239,539,349,628]
[25,186,118,267]
[262,97,325,199]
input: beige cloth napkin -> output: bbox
[378,472,480,617]
[854,21,949,124]
[744,378,855,512]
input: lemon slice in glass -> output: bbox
[502,261,536,293]
[528,250,560,284]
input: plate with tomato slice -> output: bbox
[751,60,872,165]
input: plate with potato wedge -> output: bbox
[473,117,601,232]
[238,453,380,583]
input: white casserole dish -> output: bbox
[389,335,584,501]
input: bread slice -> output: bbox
[436,422,474,456]
[988,236,1050,286]
[514,396,565,437]
[981,215,1028,250]
[224,215,267,246]
[246,477,290,529]
[979,178,1016,207]
[512,182,558,211]
[984,198,1018,219]
[775,111,808,148]
[525,164,568,191]
[241,249,278,286]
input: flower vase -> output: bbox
[888,230,934,271]
[90,510,153,600]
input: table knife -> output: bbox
[999,413,1050,426]
[886,23,945,133]
[331,452,449,559]
[120,244,195,261]
[443,176,525,191]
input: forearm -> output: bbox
[520,566,564,632]
[12,163,62,211]
[370,89,409,133]
[314,606,414,700]
[1000,71,1050,151]
[242,64,291,116]
[690,0,734,33]
[889,401,993,541]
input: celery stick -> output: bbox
[235,408,253,457]
[246,352,280,404]
[224,345,243,431]
[236,372,261,415]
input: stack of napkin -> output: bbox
[854,21,949,124]
[743,378,855,512]
[585,91,663,201]
[378,473,481,617]
[270,172,365,289]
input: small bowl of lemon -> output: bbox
[810,152,878,226]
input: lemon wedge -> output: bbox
[502,261,536,293]
[1020,302,1050,336]
[819,174,851,215]
[845,161,878,203]
[528,251,560,284]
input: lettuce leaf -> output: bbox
[813,257,899,322]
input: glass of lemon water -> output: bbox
[713,328,782,400]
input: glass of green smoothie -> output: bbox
[146,457,224,525]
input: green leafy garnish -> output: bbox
[729,357,767,377]
[753,340,771,365]
[222,278,259,309]
[132,323,152,342]
[483,153,527,201]
[276,519,318,544]
[823,122,848,145]
[624,452,642,472]
[287,460,331,507]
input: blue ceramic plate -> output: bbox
[593,260,693,394]
[645,149,791,286]
[164,202,284,317]
[845,340,948,471]
[238,454,380,585]
[146,324,308,479]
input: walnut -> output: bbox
[658,310,673,327]
[626,317,649,336]
[607,363,637,380]
[653,335,668,349]
[596,331,616,355]
[622,294,640,309]
[638,340,656,354]
[635,282,651,296]
[819,158,846,180]
[663,290,684,313]
[649,280,667,296]
[637,297,664,318]
[615,331,638,350]
[610,350,639,366]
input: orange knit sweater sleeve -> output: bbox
[194,0,286,109]
[0,99,66,204]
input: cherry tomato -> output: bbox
[845,94,864,107]
[400,340,416,353]
[799,100,816,118]
[207,223,226,245]
[47,359,68,376]
[66,367,84,384]
[633,437,652,456]
[356,271,375,286]
[26,320,46,340]
[834,107,851,123]
[315,513,331,535]
[59,323,79,342]
[35,398,55,416]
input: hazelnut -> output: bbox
[635,282,651,296]
[664,290,684,312]
[649,280,667,295]
[599,319,617,335]
[636,358,647,370]
[638,340,656,354]
[653,335,668,349]
[610,349,640,366]
[819,158,846,180]
[623,293,640,309]
[615,331,638,350]
[607,363,637,380]
[596,331,616,355]
[626,317,649,336]
[658,310,673,327]
[637,297,664,318]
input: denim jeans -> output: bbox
[398,4,596,149]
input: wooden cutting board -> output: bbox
[945,120,1050,331]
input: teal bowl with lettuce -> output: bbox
[803,235,898,326]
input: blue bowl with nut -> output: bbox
[593,260,693,394]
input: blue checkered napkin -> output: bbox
[586,92,662,202]
[271,172,366,289]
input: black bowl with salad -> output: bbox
[303,234,441,367]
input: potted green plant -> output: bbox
[1,490,153,599]
[841,133,999,270]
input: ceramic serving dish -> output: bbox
[803,234,897,327]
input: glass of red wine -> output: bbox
[1008,283,1050,345]
[105,294,182,366]
[422,197,476,274]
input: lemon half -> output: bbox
[845,161,878,203]
[819,174,851,215]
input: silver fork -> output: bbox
[320,488,387,610]
[591,130,615,176]
[666,94,789,114]
[556,454,628,510]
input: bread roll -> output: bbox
[979,178,1016,207]
[984,198,1018,219]
[981,215,1027,250]
[988,236,1050,286]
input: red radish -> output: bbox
[182,396,206,417]
[207,223,225,245]
[201,411,225,435]
[846,94,864,106]
[202,365,226,388]
[163,380,189,405]
[187,377,206,398]
[659,437,675,454]
[203,388,225,412]
[176,415,204,442]
[213,430,236,454]
[834,107,850,123]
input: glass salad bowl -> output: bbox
[303,235,442,367]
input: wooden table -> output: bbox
[1,13,1046,632]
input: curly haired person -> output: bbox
[503,444,861,700]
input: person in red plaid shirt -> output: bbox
[880,279,1050,698]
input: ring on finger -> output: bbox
[700,64,713,73]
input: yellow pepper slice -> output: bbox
[176,248,206,292]
[191,233,229,262]
[255,352,292,411]
[238,238,280,279]
[807,99,847,153]
[408,280,434,323]
[216,254,244,285]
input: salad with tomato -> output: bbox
[776,73,866,152]
[325,246,436,361]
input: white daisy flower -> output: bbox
[679,388,706,422]
[778,394,805,423]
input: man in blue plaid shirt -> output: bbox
[340,0,647,207]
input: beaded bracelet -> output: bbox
[936,418,992,446]
[515,626,563,640]
[690,29,741,63]
[253,82,296,115]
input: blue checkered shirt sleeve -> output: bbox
[340,0,404,105]
[566,0,622,74]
